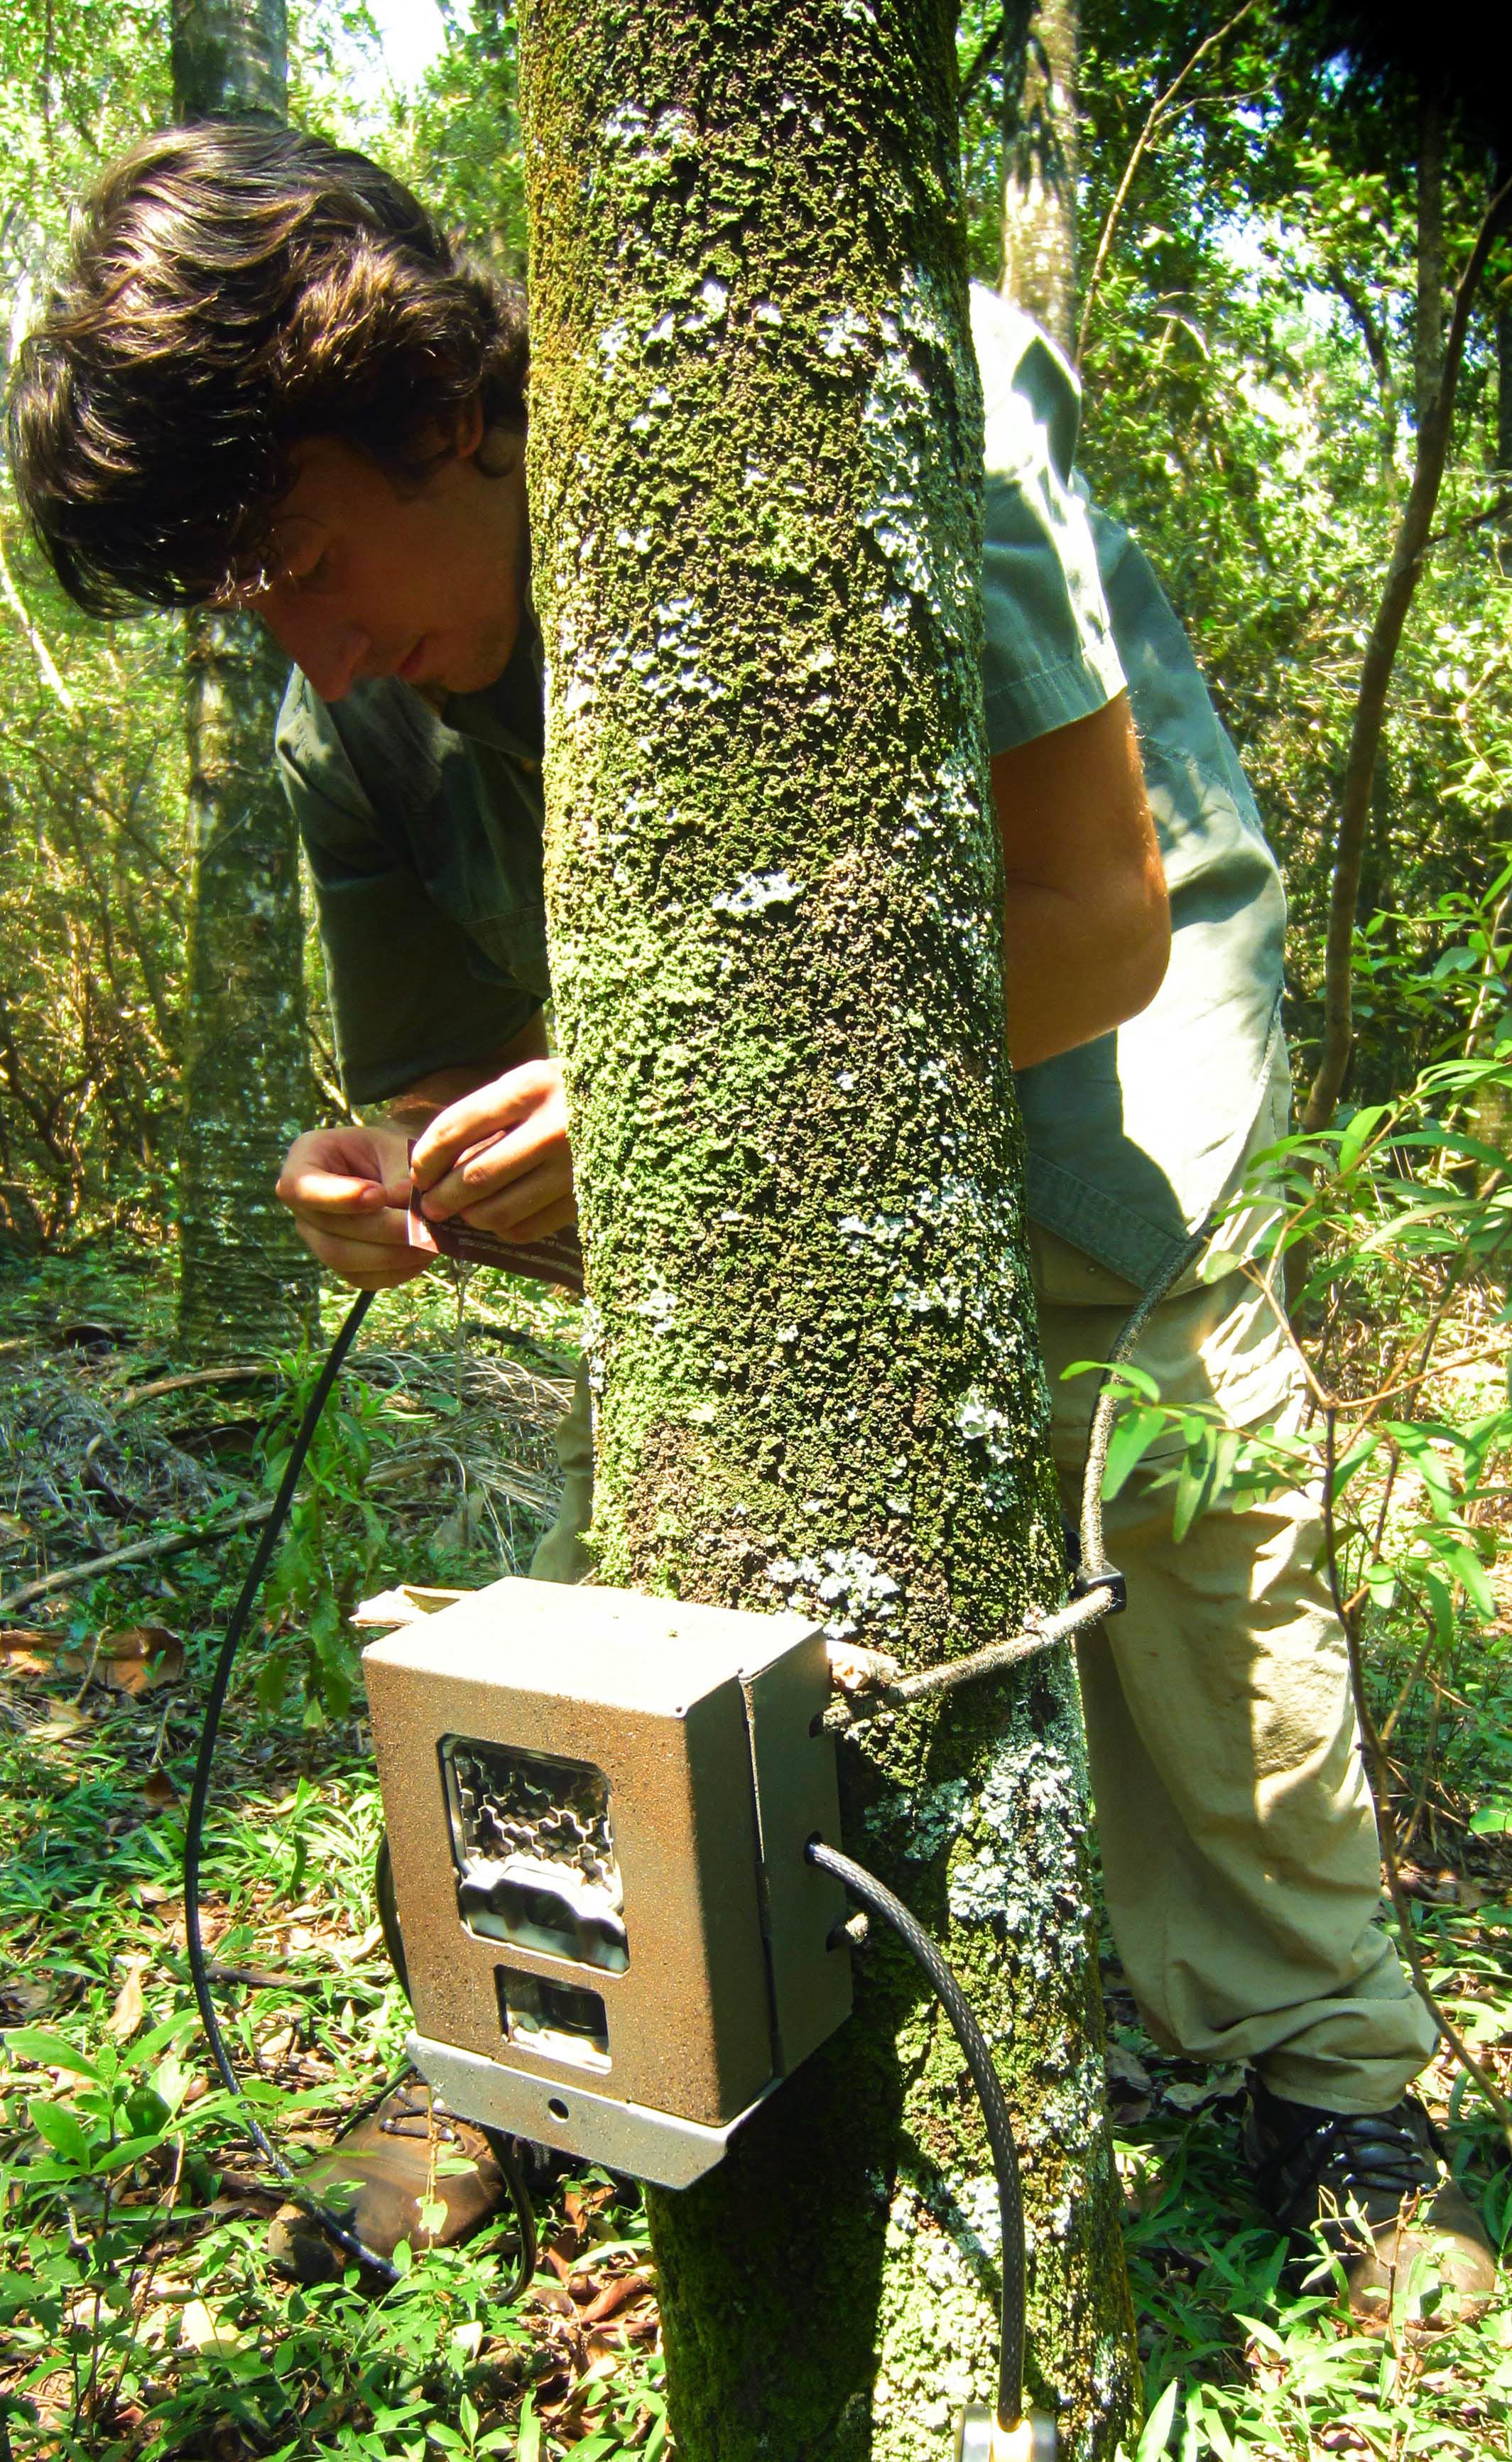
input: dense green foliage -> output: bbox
[959,2,1512,1099]
[4,1,1512,2456]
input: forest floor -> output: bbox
[1,1248,1511,2461]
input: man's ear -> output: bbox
[454,396,486,460]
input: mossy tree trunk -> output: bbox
[521,4,1138,2456]
[172,0,318,1355]
[999,0,1080,357]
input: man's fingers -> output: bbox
[419,1126,568,1222]
[287,1195,415,1245]
[453,1164,577,1241]
[410,1069,549,1188]
[291,1215,433,1291]
[481,1191,580,1245]
[278,1164,388,1215]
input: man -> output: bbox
[9,120,1492,2317]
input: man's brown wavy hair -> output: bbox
[7,121,529,616]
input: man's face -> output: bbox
[246,421,529,703]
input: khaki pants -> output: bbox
[1033,1222,1435,2113]
[532,1237,1435,2115]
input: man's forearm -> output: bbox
[1003,874,1168,1070]
[991,698,1170,1073]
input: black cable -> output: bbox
[807,1838,1027,2435]
[485,2129,540,2290]
[183,1286,534,2299]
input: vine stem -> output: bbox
[1076,0,1258,364]
[1303,171,1512,1133]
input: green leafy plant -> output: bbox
[1,2014,257,2453]
[254,1351,393,1727]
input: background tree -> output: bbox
[171,0,320,1355]
[999,0,1081,354]
[521,1,1137,2454]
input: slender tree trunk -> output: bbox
[1414,80,1446,433]
[999,0,1079,355]
[176,616,318,1348]
[172,0,317,1354]
[171,0,286,118]
[520,4,1137,2456]
[1497,151,1511,580]
[1330,275,1400,499]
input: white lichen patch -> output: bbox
[854,272,981,649]
[955,2171,1005,2259]
[633,1281,678,1335]
[765,1551,824,1595]
[601,101,697,165]
[956,1389,1014,1455]
[872,2173,996,2438]
[602,100,653,146]
[947,1736,1094,1975]
[837,1208,909,1247]
[864,1774,972,1865]
[585,598,726,707]
[893,1277,965,1318]
[763,1544,900,1640]
[710,870,804,918]
[818,305,870,362]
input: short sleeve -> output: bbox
[969,285,1127,754]
[276,671,538,1107]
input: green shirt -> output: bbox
[969,286,1286,1284]
[277,286,1285,1289]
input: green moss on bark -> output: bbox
[521,1,1138,2450]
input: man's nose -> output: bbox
[260,600,371,703]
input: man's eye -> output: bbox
[293,551,332,592]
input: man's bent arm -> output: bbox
[993,694,1170,1073]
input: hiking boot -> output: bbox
[1244,2079,1496,2327]
[267,2082,513,2284]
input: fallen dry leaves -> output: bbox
[0,1620,183,1696]
[108,1958,148,2043]
[523,2182,661,2431]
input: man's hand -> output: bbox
[275,1119,425,1291]
[410,1059,576,1244]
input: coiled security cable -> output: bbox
[183,1286,535,2297]
[807,1839,1028,2434]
